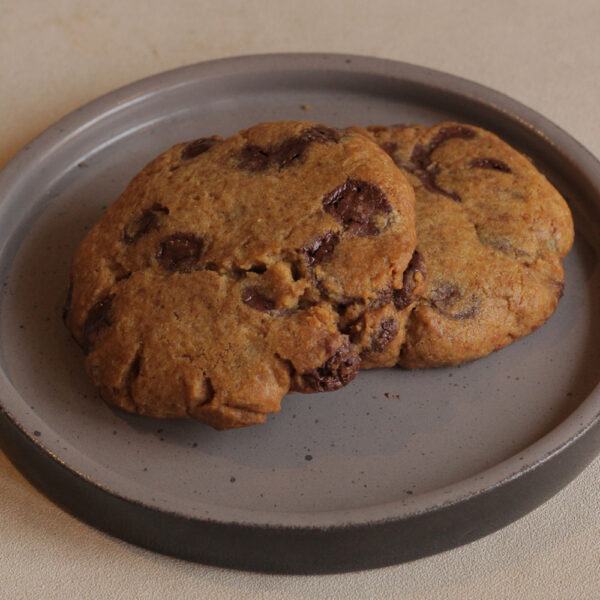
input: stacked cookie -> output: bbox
[64,120,574,429]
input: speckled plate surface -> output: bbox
[1,54,600,574]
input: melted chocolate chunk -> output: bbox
[417,170,462,202]
[376,287,393,306]
[446,306,478,320]
[123,204,169,244]
[428,125,476,152]
[275,137,312,169]
[322,179,391,236]
[370,318,399,353]
[380,141,399,159]
[301,340,360,392]
[469,157,512,173]
[406,126,477,202]
[409,142,431,171]
[241,287,276,312]
[181,136,221,160]
[82,294,114,353]
[429,283,478,320]
[301,125,340,144]
[156,233,204,272]
[433,303,479,320]
[124,210,158,244]
[430,282,461,308]
[393,250,426,310]
[239,145,270,171]
[302,231,340,266]
[239,125,340,172]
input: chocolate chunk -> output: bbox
[276,127,339,169]
[241,286,276,312]
[475,230,530,258]
[239,145,270,171]
[470,157,512,173]
[322,179,391,236]
[83,294,114,353]
[430,283,479,320]
[433,185,462,203]
[301,125,340,144]
[380,141,398,159]
[123,204,169,244]
[431,282,461,308]
[302,231,340,266]
[446,306,478,320]
[156,233,204,272]
[301,340,360,392]
[393,250,426,310]
[181,136,221,160]
[433,303,478,320]
[406,126,476,202]
[392,289,411,311]
[272,137,309,169]
[417,170,462,202]
[409,143,431,171]
[124,210,158,244]
[409,125,476,170]
[371,318,399,352]
[376,287,393,306]
[239,125,340,172]
[428,125,476,152]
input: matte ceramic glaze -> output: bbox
[1,54,599,573]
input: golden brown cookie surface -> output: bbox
[64,121,416,428]
[361,122,574,368]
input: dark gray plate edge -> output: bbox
[2,402,600,574]
[1,53,600,573]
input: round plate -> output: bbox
[1,54,599,574]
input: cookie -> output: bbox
[64,121,417,428]
[359,122,574,368]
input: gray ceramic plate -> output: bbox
[1,54,600,574]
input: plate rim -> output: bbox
[1,52,600,572]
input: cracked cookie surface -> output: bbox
[64,121,416,428]
[359,122,574,368]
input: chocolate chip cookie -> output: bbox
[360,122,574,368]
[64,121,417,428]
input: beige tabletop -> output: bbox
[1,1,600,598]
